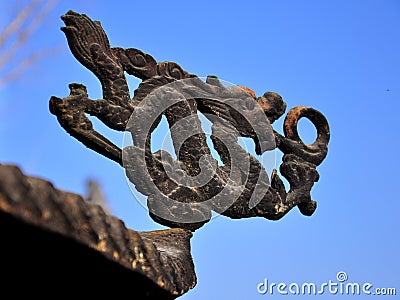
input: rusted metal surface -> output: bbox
[50,10,330,231]
[0,163,195,298]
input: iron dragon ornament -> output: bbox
[50,11,330,231]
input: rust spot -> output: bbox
[287,106,307,120]
[157,275,166,287]
[285,106,308,139]
[81,222,90,232]
[284,122,295,138]
[97,239,108,252]
[41,210,51,221]
[257,96,271,111]
[132,260,138,269]
[237,86,256,99]
[113,250,120,260]
[0,196,11,213]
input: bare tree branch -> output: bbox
[0,0,41,49]
[0,45,60,88]
[0,0,61,87]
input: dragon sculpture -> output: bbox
[50,11,330,231]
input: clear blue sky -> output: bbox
[1,1,400,299]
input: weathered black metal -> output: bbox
[0,163,195,298]
[50,11,330,231]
